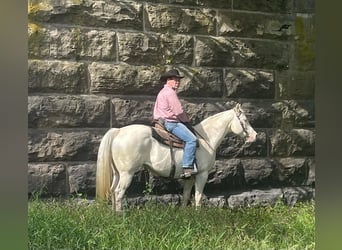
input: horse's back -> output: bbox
[118,124,152,137]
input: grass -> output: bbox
[28,197,315,249]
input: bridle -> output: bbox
[234,107,250,138]
[227,107,253,158]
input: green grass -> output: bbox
[28,198,315,250]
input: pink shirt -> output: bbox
[153,85,189,122]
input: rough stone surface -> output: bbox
[225,69,274,99]
[28,25,117,61]
[27,0,315,207]
[67,163,96,196]
[28,129,105,162]
[28,95,110,128]
[275,70,315,99]
[28,0,143,30]
[28,163,68,196]
[269,128,315,156]
[28,60,88,94]
[218,11,294,39]
[194,37,290,69]
[117,32,163,65]
[145,4,217,35]
[227,189,283,208]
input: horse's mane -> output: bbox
[197,109,234,127]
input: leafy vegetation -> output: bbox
[28,198,314,249]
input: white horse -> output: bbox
[96,103,257,212]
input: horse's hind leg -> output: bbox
[114,171,133,212]
[194,171,209,208]
[182,178,195,207]
[110,168,119,211]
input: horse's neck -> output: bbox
[196,110,235,150]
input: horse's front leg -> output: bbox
[194,171,209,208]
[182,178,195,207]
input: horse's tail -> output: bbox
[96,128,120,202]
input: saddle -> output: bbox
[151,120,185,148]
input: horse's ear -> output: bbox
[234,103,241,112]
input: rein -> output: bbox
[192,127,215,153]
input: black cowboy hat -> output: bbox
[159,69,184,82]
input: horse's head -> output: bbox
[231,103,257,143]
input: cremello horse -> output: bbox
[96,103,257,212]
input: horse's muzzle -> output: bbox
[245,131,257,143]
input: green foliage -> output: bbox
[294,16,315,70]
[28,198,315,249]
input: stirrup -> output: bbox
[180,168,198,179]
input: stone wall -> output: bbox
[28,0,315,207]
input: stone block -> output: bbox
[195,37,290,69]
[89,63,164,95]
[269,128,315,156]
[273,157,313,186]
[218,11,294,40]
[145,3,216,35]
[271,100,315,128]
[216,129,267,158]
[28,129,105,162]
[205,196,227,208]
[282,187,315,206]
[225,69,274,99]
[126,194,182,208]
[148,175,183,195]
[227,189,283,209]
[28,0,143,30]
[111,97,155,126]
[28,59,88,94]
[28,25,116,61]
[233,0,293,14]
[117,32,163,65]
[242,159,275,186]
[275,70,315,99]
[67,163,96,196]
[175,67,224,97]
[160,34,194,65]
[206,159,245,191]
[28,163,68,196]
[28,95,110,128]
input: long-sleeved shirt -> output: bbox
[153,84,189,122]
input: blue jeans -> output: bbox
[164,121,197,168]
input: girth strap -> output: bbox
[168,133,176,178]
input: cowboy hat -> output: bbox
[159,69,184,82]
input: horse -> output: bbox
[96,103,257,212]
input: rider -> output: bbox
[153,69,198,178]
